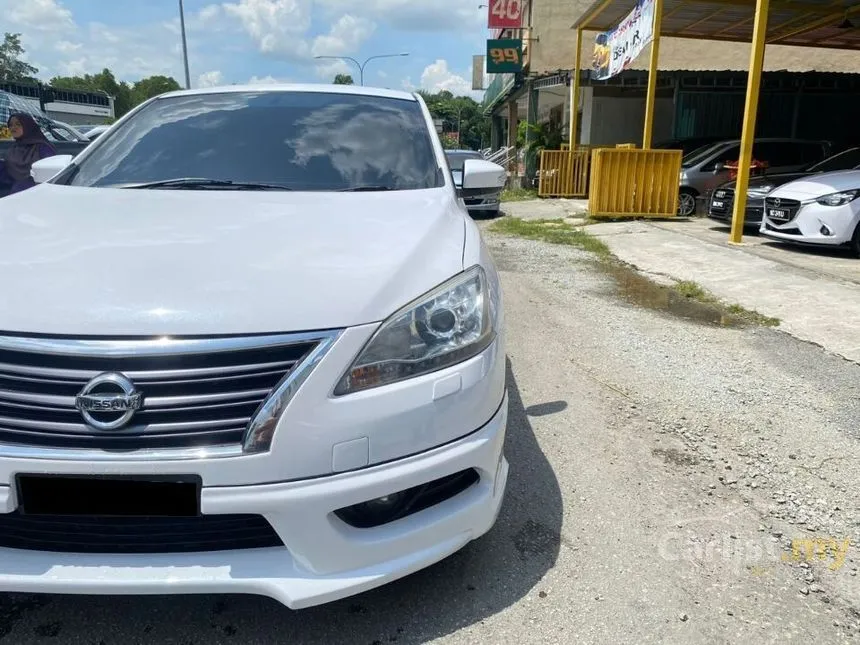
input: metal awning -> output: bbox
[574,0,860,51]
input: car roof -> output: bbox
[710,138,827,146]
[158,83,417,102]
[445,149,482,155]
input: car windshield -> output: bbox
[682,142,728,168]
[65,91,443,191]
[446,152,483,171]
[808,147,860,173]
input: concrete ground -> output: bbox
[582,217,860,364]
[1,212,859,644]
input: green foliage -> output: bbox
[517,120,564,179]
[500,187,538,202]
[333,74,354,85]
[131,75,181,103]
[0,33,38,82]
[439,133,460,149]
[417,89,489,151]
[489,217,612,258]
[50,69,181,118]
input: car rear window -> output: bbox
[66,91,443,191]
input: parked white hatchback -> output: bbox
[760,169,860,255]
[0,85,509,609]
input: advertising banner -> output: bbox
[592,0,655,81]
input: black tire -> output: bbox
[678,189,698,217]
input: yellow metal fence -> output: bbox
[588,148,682,218]
[537,148,591,198]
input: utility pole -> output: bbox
[314,53,409,86]
[179,0,191,89]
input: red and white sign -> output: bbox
[488,0,522,29]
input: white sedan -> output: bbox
[1,84,509,609]
[760,169,860,256]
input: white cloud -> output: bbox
[4,0,74,32]
[311,15,375,57]
[54,40,82,54]
[419,59,480,98]
[223,0,312,58]
[248,74,287,85]
[313,58,352,81]
[317,0,482,32]
[197,70,225,87]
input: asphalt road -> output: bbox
[2,224,859,644]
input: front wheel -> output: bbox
[678,189,697,217]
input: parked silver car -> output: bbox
[678,138,831,216]
[446,149,504,216]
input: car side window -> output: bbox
[755,142,814,168]
[701,145,739,172]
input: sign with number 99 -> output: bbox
[488,0,522,28]
[486,39,523,73]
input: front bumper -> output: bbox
[0,395,508,609]
[760,200,860,246]
[707,191,765,226]
[464,190,501,212]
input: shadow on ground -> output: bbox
[0,360,562,645]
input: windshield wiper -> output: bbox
[119,178,292,191]
[338,185,394,192]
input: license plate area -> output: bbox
[768,208,790,221]
[16,474,201,517]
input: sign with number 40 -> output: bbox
[487,0,522,28]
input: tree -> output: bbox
[0,33,38,82]
[417,90,489,151]
[131,75,181,104]
[51,68,134,117]
[333,74,354,85]
[50,71,180,118]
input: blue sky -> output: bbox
[2,0,489,98]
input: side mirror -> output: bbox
[713,162,726,174]
[30,155,74,184]
[461,158,506,191]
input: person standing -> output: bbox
[0,113,56,196]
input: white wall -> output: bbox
[580,93,674,146]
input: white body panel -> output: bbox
[0,84,508,608]
[760,170,860,246]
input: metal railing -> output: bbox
[537,148,592,198]
[487,145,516,166]
[588,149,682,218]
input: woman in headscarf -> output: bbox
[0,113,56,195]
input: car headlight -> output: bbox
[335,266,498,395]
[748,184,774,197]
[816,190,860,207]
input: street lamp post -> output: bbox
[178,0,191,89]
[314,53,409,86]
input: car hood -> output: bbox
[0,184,466,336]
[720,171,813,192]
[771,170,860,198]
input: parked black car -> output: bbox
[708,146,860,227]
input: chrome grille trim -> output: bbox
[0,330,343,459]
[0,332,329,357]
